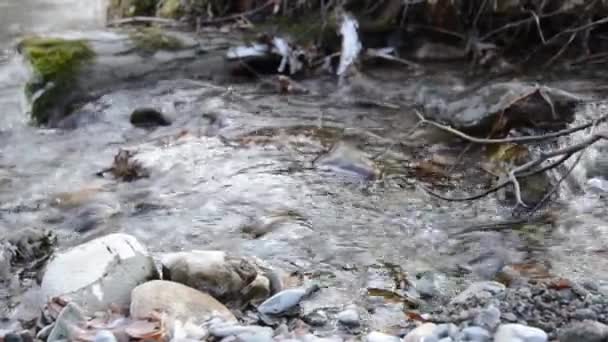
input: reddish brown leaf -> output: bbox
[547,278,573,290]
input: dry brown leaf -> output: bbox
[125,320,164,339]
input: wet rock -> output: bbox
[303,310,329,327]
[451,281,505,304]
[130,108,171,128]
[40,233,157,314]
[365,331,400,342]
[130,280,236,323]
[19,30,224,126]
[473,305,501,330]
[47,302,87,342]
[558,320,608,342]
[460,326,491,342]
[257,285,320,316]
[494,324,548,342]
[161,250,259,305]
[313,141,379,180]
[419,82,583,136]
[208,322,273,341]
[241,274,272,306]
[403,323,438,342]
[336,306,360,327]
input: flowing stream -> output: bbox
[2,0,608,331]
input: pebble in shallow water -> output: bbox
[303,309,329,327]
[258,285,319,316]
[336,305,360,327]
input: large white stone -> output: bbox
[40,233,158,313]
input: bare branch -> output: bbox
[413,109,608,145]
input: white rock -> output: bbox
[130,280,236,323]
[40,233,157,314]
[365,331,400,342]
[495,324,548,342]
[403,323,438,342]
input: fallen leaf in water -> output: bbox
[406,311,430,322]
[547,278,573,290]
[414,160,450,180]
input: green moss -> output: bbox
[129,27,184,54]
[20,37,94,124]
[157,0,184,18]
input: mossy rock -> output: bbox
[129,27,185,54]
[108,0,158,19]
[20,37,94,124]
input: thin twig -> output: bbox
[106,16,184,27]
[364,49,423,69]
[414,109,608,145]
[544,32,577,68]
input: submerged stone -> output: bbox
[314,141,379,180]
[130,108,171,128]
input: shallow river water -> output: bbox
[2,0,608,332]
